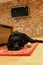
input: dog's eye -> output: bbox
[13,40,19,43]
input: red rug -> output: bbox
[0,43,38,56]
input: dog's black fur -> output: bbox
[7,31,43,50]
[0,31,43,50]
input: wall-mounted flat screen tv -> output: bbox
[11,5,29,18]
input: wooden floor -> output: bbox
[0,37,43,65]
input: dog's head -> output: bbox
[7,35,25,50]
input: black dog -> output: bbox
[0,31,43,50]
[7,31,43,50]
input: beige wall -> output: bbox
[0,0,43,37]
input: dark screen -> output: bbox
[11,6,29,18]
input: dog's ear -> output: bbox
[7,38,13,50]
[8,31,16,41]
[21,39,26,46]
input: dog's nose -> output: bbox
[14,47,20,50]
[15,47,19,49]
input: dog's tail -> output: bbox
[32,39,43,43]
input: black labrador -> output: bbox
[7,31,43,50]
[0,31,43,50]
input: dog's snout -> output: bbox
[14,42,20,50]
[15,47,19,50]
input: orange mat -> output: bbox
[0,43,38,56]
